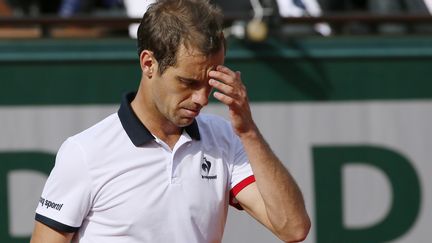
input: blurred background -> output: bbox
[1,0,431,242]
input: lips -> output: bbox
[182,107,201,117]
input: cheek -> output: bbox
[155,85,190,111]
[171,85,194,104]
[152,76,193,108]
[151,84,164,104]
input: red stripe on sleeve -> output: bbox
[229,175,255,210]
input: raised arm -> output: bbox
[209,66,311,242]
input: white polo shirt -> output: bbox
[35,92,255,243]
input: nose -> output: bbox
[191,85,212,107]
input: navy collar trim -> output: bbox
[118,92,200,147]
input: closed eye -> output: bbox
[177,76,201,88]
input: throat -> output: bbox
[147,119,183,149]
[130,91,182,149]
[143,119,182,150]
[156,133,182,150]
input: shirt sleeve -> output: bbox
[35,137,92,232]
[228,134,255,210]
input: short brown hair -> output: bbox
[137,0,225,74]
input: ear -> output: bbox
[139,50,157,78]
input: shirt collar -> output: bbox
[118,92,200,147]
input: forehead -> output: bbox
[173,44,225,77]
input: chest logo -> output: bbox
[201,156,217,179]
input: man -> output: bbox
[30,0,310,242]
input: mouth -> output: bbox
[182,107,201,117]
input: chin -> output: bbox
[175,117,195,127]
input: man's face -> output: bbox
[150,45,225,128]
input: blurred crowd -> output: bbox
[0,0,124,17]
[1,0,432,38]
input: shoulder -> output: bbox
[70,112,120,145]
[59,113,122,161]
[196,113,233,136]
[196,113,241,151]
[196,113,230,127]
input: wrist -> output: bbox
[237,125,261,141]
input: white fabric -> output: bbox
[276,0,321,17]
[424,0,432,13]
[123,0,156,38]
[275,0,331,36]
[35,113,253,243]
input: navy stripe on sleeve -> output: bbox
[35,213,80,233]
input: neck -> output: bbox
[131,87,182,149]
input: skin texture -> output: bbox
[132,44,311,242]
[30,222,73,243]
[131,44,225,148]
[30,43,311,243]
[208,64,311,242]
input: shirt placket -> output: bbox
[154,132,192,184]
[171,133,192,184]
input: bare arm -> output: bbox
[236,129,310,242]
[30,221,74,243]
[209,66,311,242]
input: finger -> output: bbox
[208,70,235,85]
[209,79,236,97]
[216,65,236,76]
[209,65,238,84]
[213,91,235,106]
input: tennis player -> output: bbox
[30,0,310,242]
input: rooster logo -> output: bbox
[202,157,211,175]
[201,156,217,179]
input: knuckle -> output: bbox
[226,98,234,105]
[228,86,235,94]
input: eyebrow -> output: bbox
[176,75,201,83]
